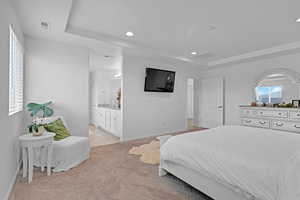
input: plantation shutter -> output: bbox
[9,26,23,115]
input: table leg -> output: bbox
[28,146,33,183]
[40,147,45,172]
[47,144,53,176]
[22,147,27,178]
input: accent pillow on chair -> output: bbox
[44,118,71,141]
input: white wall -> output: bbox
[25,37,89,137]
[0,1,24,199]
[122,55,201,140]
[200,53,300,125]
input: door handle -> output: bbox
[217,106,223,109]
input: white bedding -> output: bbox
[160,125,300,200]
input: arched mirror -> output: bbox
[254,68,300,104]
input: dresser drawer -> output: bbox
[241,109,254,116]
[241,118,270,128]
[254,119,270,128]
[271,120,300,133]
[257,110,288,118]
[290,111,300,120]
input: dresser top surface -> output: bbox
[239,105,300,111]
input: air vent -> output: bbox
[40,21,50,31]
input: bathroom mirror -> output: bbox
[254,68,300,104]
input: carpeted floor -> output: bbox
[10,130,212,200]
[89,124,120,147]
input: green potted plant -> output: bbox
[27,101,54,136]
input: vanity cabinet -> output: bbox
[240,106,300,133]
[95,107,121,137]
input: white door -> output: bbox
[199,77,224,128]
[187,79,194,119]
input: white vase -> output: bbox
[32,126,45,136]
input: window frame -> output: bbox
[255,86,283,104]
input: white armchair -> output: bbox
[33,116,90,172]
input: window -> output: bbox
[9,26,23,115]
[255,86,282,104]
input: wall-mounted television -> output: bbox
[144,68,176,92]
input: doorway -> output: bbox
[88,52,123,147]
[186,78,199,130]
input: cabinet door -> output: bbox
[111,110,121,137]
[110,110,116,135]
[115,111,122,137]
[105,110,111,131]
[98,109,105,129]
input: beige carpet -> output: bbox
[89,124,120,147]
[10,129,211,200]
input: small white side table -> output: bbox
[19,132,55,183]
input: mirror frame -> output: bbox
[253,68,300,102]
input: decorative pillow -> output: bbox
[43,119,70,141]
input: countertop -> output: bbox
[97,104,121,110]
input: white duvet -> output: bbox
[161,125,300,200]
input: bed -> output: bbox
[159,125,300,200]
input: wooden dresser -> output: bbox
[240,106,300,133]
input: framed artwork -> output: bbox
[292,100,300,108]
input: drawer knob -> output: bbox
[259,121,266,125]
[275,122,284,127]
[278,113,282,115]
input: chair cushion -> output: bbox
[44,119,70,141]
[52,136,90,172]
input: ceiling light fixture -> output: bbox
[114,73,122,78]
[296,18,300,23]
[126,31,134,37]
[191,51,197,55]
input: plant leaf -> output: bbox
[43,107,54,117]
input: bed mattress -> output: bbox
[160,125,300,200]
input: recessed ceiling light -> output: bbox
[191,51,197,55]
[126,31,134,37]
[296,18,300,23]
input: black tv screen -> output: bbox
[144,68,176,92]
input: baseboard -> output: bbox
[4,162,21,200]
[122,128,187,142]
